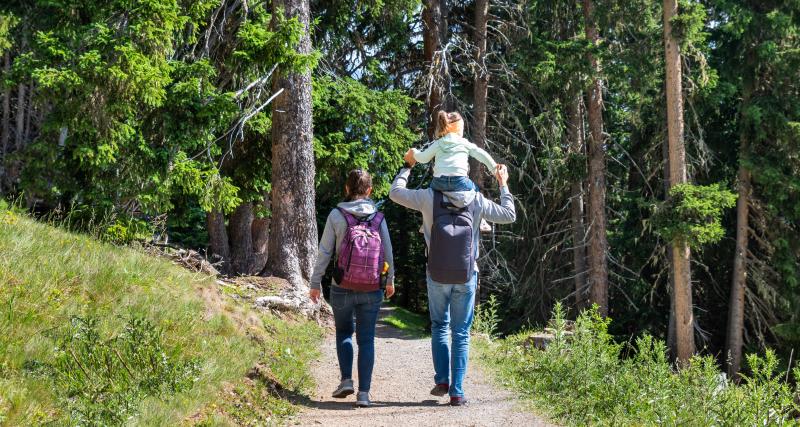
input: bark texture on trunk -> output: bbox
[469,0,489,190]
[664,0,695,363]
[207,209,231,272]
[726,162,751,377]
[252,194,271,272]
[663,127,677,356]
[1,51,9,191]
[14,83,25,151]
[422,0,446,139]
[229,202,255,275]
[567,96,588,311]
[582,0,609,317]
[268,0,318,288]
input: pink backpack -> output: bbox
[333,208,385,291]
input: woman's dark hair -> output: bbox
[344,169,372,201]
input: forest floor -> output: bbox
[291,305,553,427]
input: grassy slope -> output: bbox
[0,203,322,425]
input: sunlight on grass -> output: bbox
[382,303,429,337]
[0,203,322,425]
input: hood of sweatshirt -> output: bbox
[336,198,378,217]
[437,133,472,154]
[442,189,477,208]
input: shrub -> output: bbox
[24,316,200,425]
[478,305,800,426]
[473,294,501,338]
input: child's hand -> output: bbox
[403,148,417,167]
[495,164,509,187]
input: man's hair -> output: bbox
[345,169,372,201]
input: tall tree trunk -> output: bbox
[664,0,695,363]
[567,96,588,311]
[268,0,317,288]
[14,82,25,151]
[582,0,609,316]
[1,51,10,191]
[726,164,750,378]
[664,127,677,356]
[207,209,231,273]
[229,202,255,275]
[469,0,489,191]
[24,80,33,143]
[726,55,756,378]
[422,0,446,139]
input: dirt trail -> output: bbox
[292,306,553,427]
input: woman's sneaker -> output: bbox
[355,391,370,407]
[430,383,449,396]
[332,379,354,398]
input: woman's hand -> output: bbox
[403,149,417,167]
[384,283,395,299]
[309,288,321,303]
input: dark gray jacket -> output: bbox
[388,168,516,275]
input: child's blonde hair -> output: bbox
[434,111,463,138]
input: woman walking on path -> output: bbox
[389,152,515,406]
[310,169,395,408]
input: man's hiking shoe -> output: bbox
[480,218,492,233]
[449,396,468,407]
[430,383,449,396]
[332,379,354,398]
[355,391,371,407]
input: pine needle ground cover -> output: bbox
[0,202,322,425]
[476,304,800,426]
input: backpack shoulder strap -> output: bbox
[433,190,445,215]
[368,212,384,230]
[336,207,358,226]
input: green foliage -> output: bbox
[473,294,501,338]
[0,12,16,54]
[313,76,418,206]
[477,305,800,425]
[654,183,737,249]
[24,317,200,425]
[5,0,314,218]
[103,216,153,244]
[672,0,709,52]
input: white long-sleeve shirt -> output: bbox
[412,133,497,177]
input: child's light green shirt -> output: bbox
[412,133,497,177]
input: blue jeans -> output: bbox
[330,286,383,392]
[427,273,477,397]
[431,175,478,192]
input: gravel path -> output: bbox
[292,306,553,427]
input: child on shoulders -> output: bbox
[409,111,499,192]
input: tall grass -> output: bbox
[477,303,800,426]
[0,201,322,425]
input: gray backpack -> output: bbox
[428,190,477,284]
